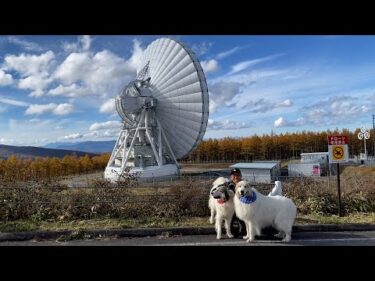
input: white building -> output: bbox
[230,162,280,183]
[288,163,322,177]
[301,152,329,164]
[288,152,329,177]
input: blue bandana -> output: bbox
[240,191,257,204]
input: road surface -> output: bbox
[1,231,375,246]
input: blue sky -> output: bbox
[1,35,375,146]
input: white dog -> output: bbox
[208,177,235,239]
[234,180,296,243]
[268,181,282,196]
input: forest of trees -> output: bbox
[0,153,110,182]
[186,128,375,162]
[1,128,374,181]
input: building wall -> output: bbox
[288,163,321,177]
[242,168,272,183]
[301,153,328,165]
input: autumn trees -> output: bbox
[0,153,110,182]
[187,129,374,162]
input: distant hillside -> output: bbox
[44,140,115,154]
[0,144,97,159]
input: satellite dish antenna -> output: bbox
[104,37,209,180]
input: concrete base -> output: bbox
[104,164,179,181]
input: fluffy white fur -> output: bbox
[234,180,297,243]
[268,181,283,196]
[208,177,235,239]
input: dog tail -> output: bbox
[268,181,282,196]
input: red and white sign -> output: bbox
[328,135,348,145]
[327,135,349,163]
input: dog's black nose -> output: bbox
[240,190,245,196]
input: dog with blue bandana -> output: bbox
[208,177,236,239]
[234,180,297,243]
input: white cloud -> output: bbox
[54,48,135,98]
[274,117,286,127]
[208,119,253,130]
[7,36,44,52]
[208,81,244,113]
[298,95,372,126]
[62,35,92,52]
[279,99,293,107]
[0,138,15,144]
[4,51,55,77]
[29,90,44,97]
[18,74,52,95]
[47,83,88,97]
[228,54,284,75]
[100,98,116,113]
[200,59,219,74]
[4,51,55,96]
[7,118,55,134]
[216,46,242,60]
[53,52,91,85]
[191,42,213,56]
[53,103,74,115]
[274,116,305,128]
[25,103,74,115]
[273,94,373,128]
[0,96,29,107]
[235,98,294,113]
[25,103,57,115]
[80,35,92,51]
[85,129,120,138]
[0,70,14,86]
[89,120,122,131]
[127,39,145,71]
[62,133,83,140]
[209,98,217,114]
[209,81,244,102]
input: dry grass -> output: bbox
[0,217,211,233]
[1,213,374,233]
[296,212,375,224]
[1,165,375,226]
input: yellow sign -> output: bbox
[332,145,345,160]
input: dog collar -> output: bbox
[240,192,257,204]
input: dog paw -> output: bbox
[216,236,221,240]
[209,218,214,224]
[282,237,291,243]
[274,233,284,239]
[243,236,249,240]
[246,237,255,243]
[227,233,234,238]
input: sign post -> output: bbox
[328,135,349,217]
[357,127,370,161]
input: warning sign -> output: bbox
[332,145,345,160]
[328,135,349,163]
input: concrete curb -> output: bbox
[1,224,375,242]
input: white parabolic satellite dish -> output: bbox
[104,37,209,180]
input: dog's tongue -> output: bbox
[217,199,225,204]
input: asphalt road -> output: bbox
[1,231,375,246]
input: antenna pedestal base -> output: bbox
[104,164,179,182]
